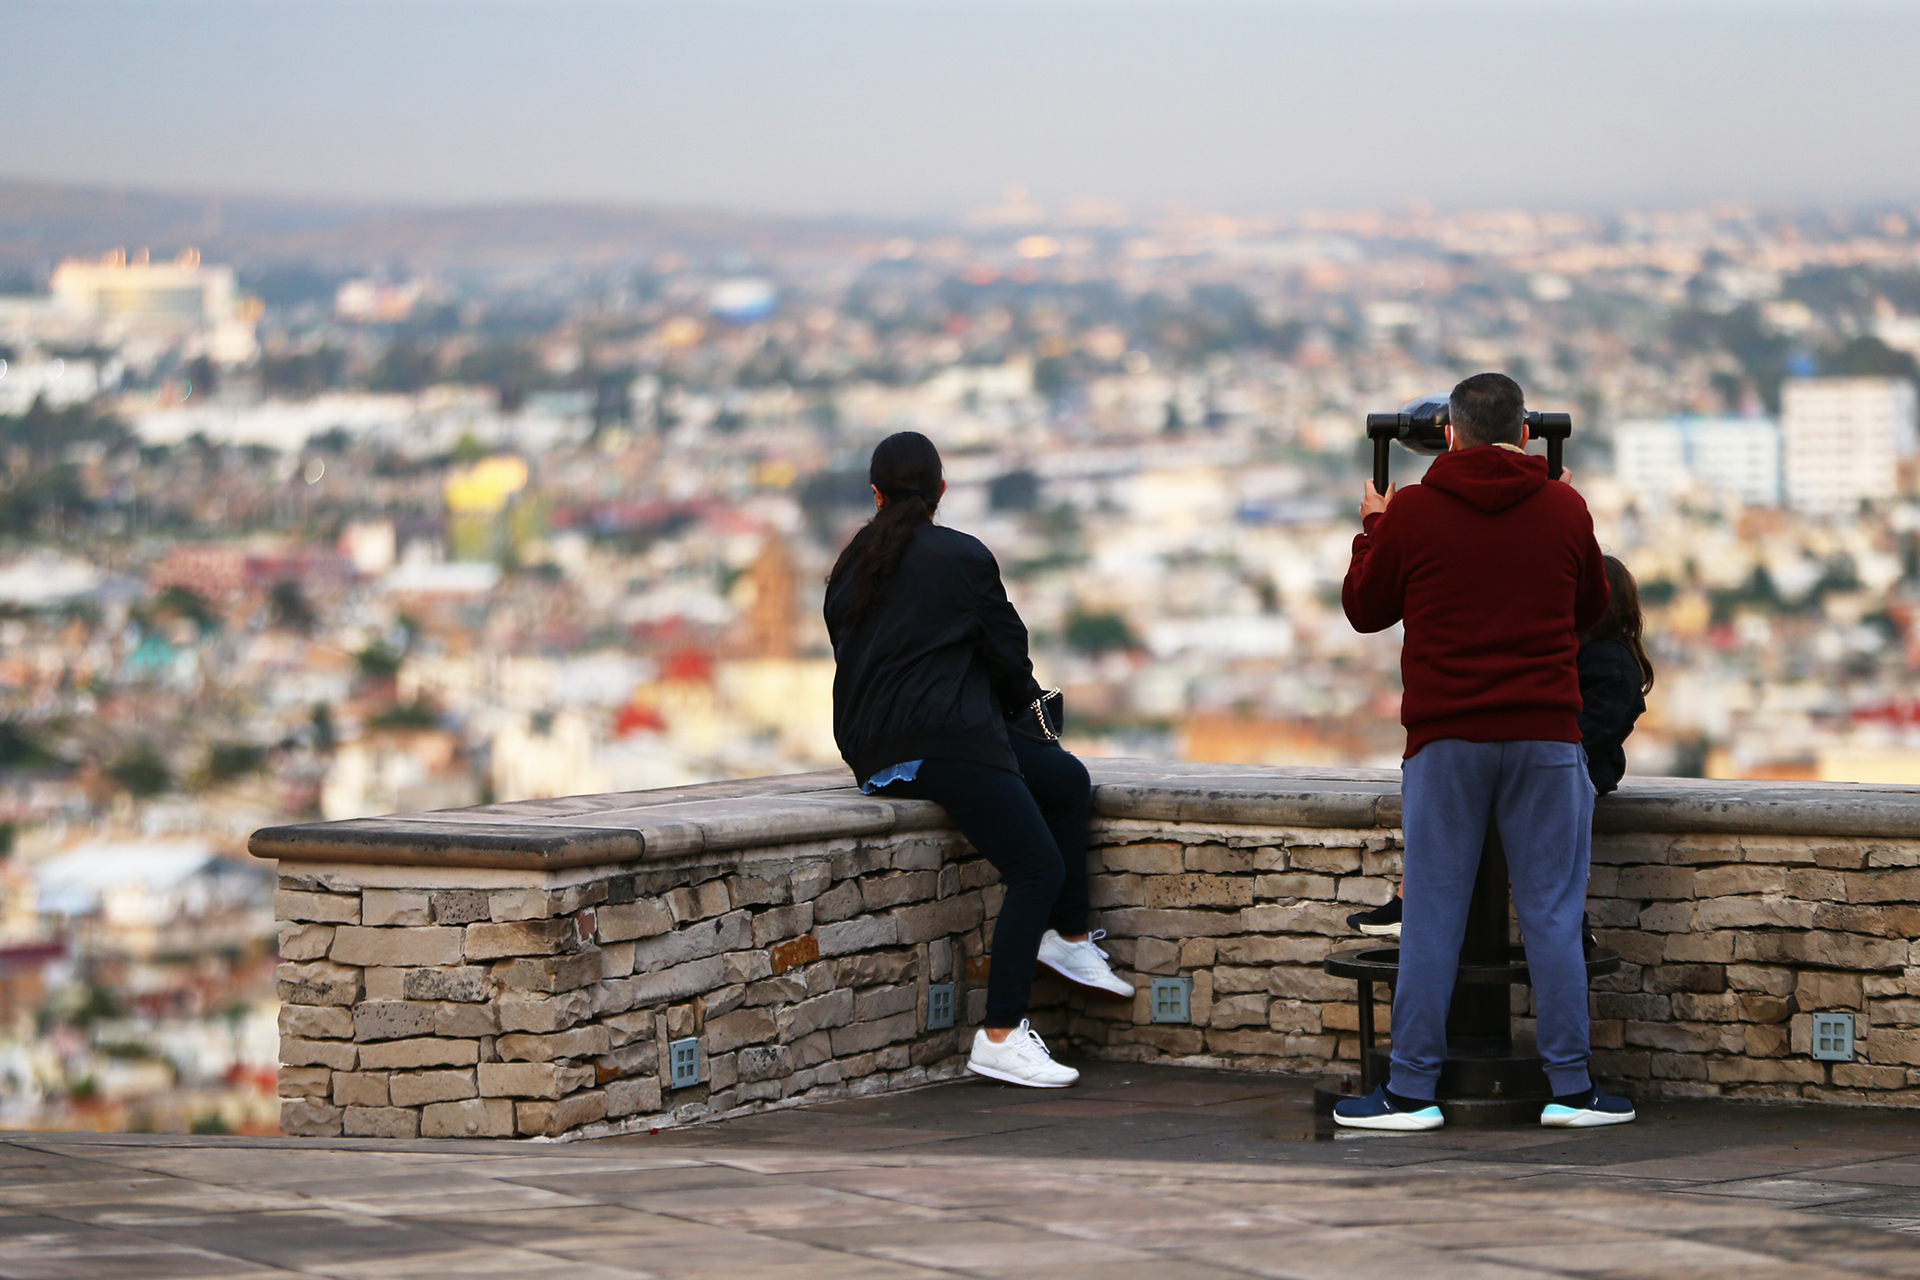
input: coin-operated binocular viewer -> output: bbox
[1365,394,1573,491]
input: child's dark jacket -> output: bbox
[1577,639,1645,795]
[1343,446,1610,757]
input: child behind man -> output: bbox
[1575,554,1654,795]
[1345,553,1654,937]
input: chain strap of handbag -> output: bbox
[1013,687,1064,742]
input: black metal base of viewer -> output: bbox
[1313,830,1622,1127]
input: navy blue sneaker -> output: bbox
[1332,1085,1443,1131]
[1541,1089,1636,1128]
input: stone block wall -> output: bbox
[1023,817,1398,1074]
[1054,820,1920,1107]
[263,766,1920,1138]
[1581,830,1920,1105]
[275,830,1008,1140]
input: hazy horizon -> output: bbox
[8,0,1920,219]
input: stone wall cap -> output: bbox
[250,769,952,870]
[250,759,1920,869]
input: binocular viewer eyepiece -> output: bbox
[1367,398,1571,492]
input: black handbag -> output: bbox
[1007,687,1064,744]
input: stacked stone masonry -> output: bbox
[1047,821,1920,1108]
[274,832,1005,1139]
[1583,830,1920,1103]
[258,764,1920,1138]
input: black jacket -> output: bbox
[1577,638,1646,796]
[826,524,1042,784]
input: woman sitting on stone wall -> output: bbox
[825,430,1132,1089]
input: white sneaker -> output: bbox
[966,1019,1079,1088]
[1037,929,1135,998]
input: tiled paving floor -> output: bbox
[7,1063,1920,1278]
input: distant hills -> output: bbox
[0,178,916,273]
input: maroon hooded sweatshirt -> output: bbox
[1343,445,1609,758]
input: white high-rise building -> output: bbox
[1614,420,1688,499]
[1781,378,1918,514]
[1614,418,1781,505]
[1689,419,1784,504]
[50,248,235,328]
[39,248,257,363]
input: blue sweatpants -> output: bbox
[1392,738,1595,1100]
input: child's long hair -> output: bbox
[1584,554,1654,694]
[826,431,943,631]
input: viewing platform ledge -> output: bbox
[251,761,1920,1140]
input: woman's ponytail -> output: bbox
[828,432,945,630]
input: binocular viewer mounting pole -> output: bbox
[1367,404,1573,492]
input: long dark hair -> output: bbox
[826,432,944,630]
[1584,554,1654,694]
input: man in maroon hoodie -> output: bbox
[1333,373,1633,1130]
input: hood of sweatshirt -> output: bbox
[1420,445,1548,514]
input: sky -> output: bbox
[8,0,1920,217]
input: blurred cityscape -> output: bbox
[0,181,1918,1129]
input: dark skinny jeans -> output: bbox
[878,734,1091,1027]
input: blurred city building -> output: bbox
[0,354,108,415]
[51,248,256,363]
[1614,417,1782,506]
[334,277,424,323]
[1782,377,1919,514]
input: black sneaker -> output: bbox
[1347,897,1401,937]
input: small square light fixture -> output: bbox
[669,1037,701,1088]
[1150,976,1193,1024]
[1811,1012,1856,1063]
[927,983,956,1031]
